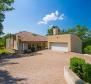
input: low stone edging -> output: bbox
[83,54,91,57]
[64,66,85,84]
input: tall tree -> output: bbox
[0,0,14,36]
[74,25,89,39]
[64,25,91,40]
[62,25,91,52]
[47,28,53,35]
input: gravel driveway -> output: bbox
[1,50,91,84]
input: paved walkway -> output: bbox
[0,50,91,84]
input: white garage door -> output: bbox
[51,43,68,52]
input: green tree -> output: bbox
[0,0,14,36]
[47,25,60,35]
[62,25,91,53]
[4,33,14,38]
[64,25,90,40]
[74,25,90,39]
[47,28,53,35]
[0,33,14,48]
[0,37,5,48]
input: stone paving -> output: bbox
[0,50,91,84]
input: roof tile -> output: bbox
[16,31,47,42]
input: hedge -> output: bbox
[82,63,91,83]
[70,57,91,83]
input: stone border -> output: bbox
[64,66,85,84]
[83,54,91,57]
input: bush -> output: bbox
[82,63,91,83]
[70,57,91,83]
[70,57,85,79]
[84,45,91,54]
[0,49,10,54]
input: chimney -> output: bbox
[53,26,60,35]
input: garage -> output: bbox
[48,29,82,53]
[50,43,68,52]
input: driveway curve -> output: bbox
[0,50,71,84]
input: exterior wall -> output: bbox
[22,43,28,51]
[6,35,19,52]
[71,35,82,53]
[17,41,29,53]
[18,42,23,53]
[6,36,18,53]
[48,34,72,51]
[16,34,19,50]
[6,38,10,49]
[6,37,14,49]
[13,40,18,50]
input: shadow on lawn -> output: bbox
[0,70,27,84]
[0,59,19,67]
[0,52,42,67]
[0,52,43,59]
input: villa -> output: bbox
[6,31,47,53]
[6,28,82,53]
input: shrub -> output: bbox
[0,49,10,54]
[82,63,91,83]
[70,57,85,79]
[70,57,91,83]
[84,45,91,54]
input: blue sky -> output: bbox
[3,0,91,35]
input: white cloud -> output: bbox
[38,10,64,24]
